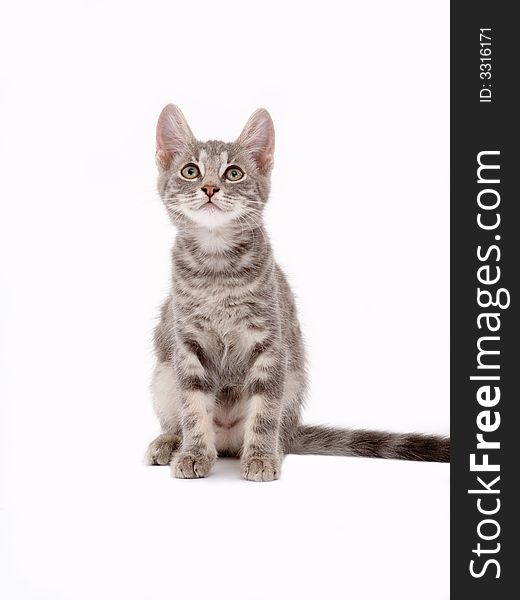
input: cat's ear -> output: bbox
[236,108,275,173]
[156,104,195,170]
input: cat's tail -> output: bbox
[287,425,450,462]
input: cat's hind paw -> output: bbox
[144,433,181,466]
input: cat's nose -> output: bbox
[201,184,220,199]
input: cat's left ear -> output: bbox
[156,104,195,170]
[236,108,275,173]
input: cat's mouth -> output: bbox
[198,200,222,212]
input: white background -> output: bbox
[0,1,449,599]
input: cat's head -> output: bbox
[155,105,274,230]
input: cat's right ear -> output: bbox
[156,104,195,170]
[236,108,275,173]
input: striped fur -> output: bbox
[289,425,450,462]
[145,105,450,481]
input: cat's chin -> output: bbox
[186,206,237,229]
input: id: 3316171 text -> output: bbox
[480,28,492,103]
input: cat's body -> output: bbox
[151,226,305,467]
[145,105,449,481]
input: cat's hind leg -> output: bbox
[145,361,182,466]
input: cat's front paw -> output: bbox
[145,433,181,466]
[240,455,281,482]
[171,450,216,479]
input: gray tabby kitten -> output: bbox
[145,105,449,481]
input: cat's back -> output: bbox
[274,263,306,369]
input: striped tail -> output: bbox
[288,425,450,463]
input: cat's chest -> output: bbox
[188,287,254,330]
[175,284,268,362]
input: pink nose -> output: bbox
[201,184,220,199]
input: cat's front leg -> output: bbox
[240,351,284,482]
[172,389,217,478]
[170,343,217,479]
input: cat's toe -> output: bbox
[240,455,280,482]
[145,434,181,466]
[171,451,216,478]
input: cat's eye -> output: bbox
[181,164,200,179]
[224,166,244,181]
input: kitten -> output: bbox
[145,105,450,481]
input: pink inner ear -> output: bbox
[156,104,194,170]
[237,109,275,173]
